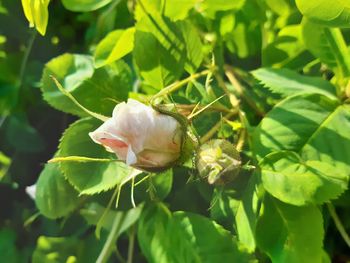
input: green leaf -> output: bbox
[94,27,135,68]
[200,0,245,17]
[253,93,350,174]
[302,20,350,77]
[260,151,348,206]
[41,53,132,116]
[138,203,254,263]
[256,195,324,263]
[178,21,204,74]
[135,170,173,201]
[133,14,185,91]
[265,0,291,16]
[35,163,81,219]
[0,229,20,263]
[5,115,45,153]
[252,67,337,98]
[0,81,19,115]
[32,236,78,263]
[58,118,132,195]
[262,25,313,69]
[296,0,350,28]
[164,0,197,21]
[211,175,258,252]
[61,0,113,12]
[80,202,142,234]
[21,0,49,35]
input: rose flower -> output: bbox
[89,99,183,172]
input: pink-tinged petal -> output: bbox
[89,119,130,160]
[99,138,128,149]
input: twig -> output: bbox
[224,65,265,117]
[327,203,350,248]
[96,214,126,263]
[200,110,238,143]
[19,30,37,88]
[127,225,136,263]
[150,69,212,101]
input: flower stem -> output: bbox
[127,225,136,263]
[327,203,350,248]
[224,65,265,117]
[19,29,37,88]
[151,69,212,102]
[200,110,238,143]
[96,213,125,263]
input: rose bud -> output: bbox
[196,139,241,185]
[89,99,186,172]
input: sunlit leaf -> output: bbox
[260,151,348,206]
[94,27,135,68]
[296,0,350,28]
[61,0,113,12]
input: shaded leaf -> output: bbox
[138,203,254,263]
[35,162,81,219]
[80,202,142,234]
[256,195,324,263]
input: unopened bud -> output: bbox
[196,139,241,185]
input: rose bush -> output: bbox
[89,99,183,172]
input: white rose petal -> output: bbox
[26,184,37,200]
[89,99,182,171]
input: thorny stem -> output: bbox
[131,176,136,208]
[327,203,350,248]
[235,126,246,152]
[95,186,120,239]
[214,73,240,108]
[115,247,127,263]
[200,110,238,143]
[127,225,136,263]
[96,213,126,263]
[150,69,212,102]
[224,65,265,117]
[172,103,231,114]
